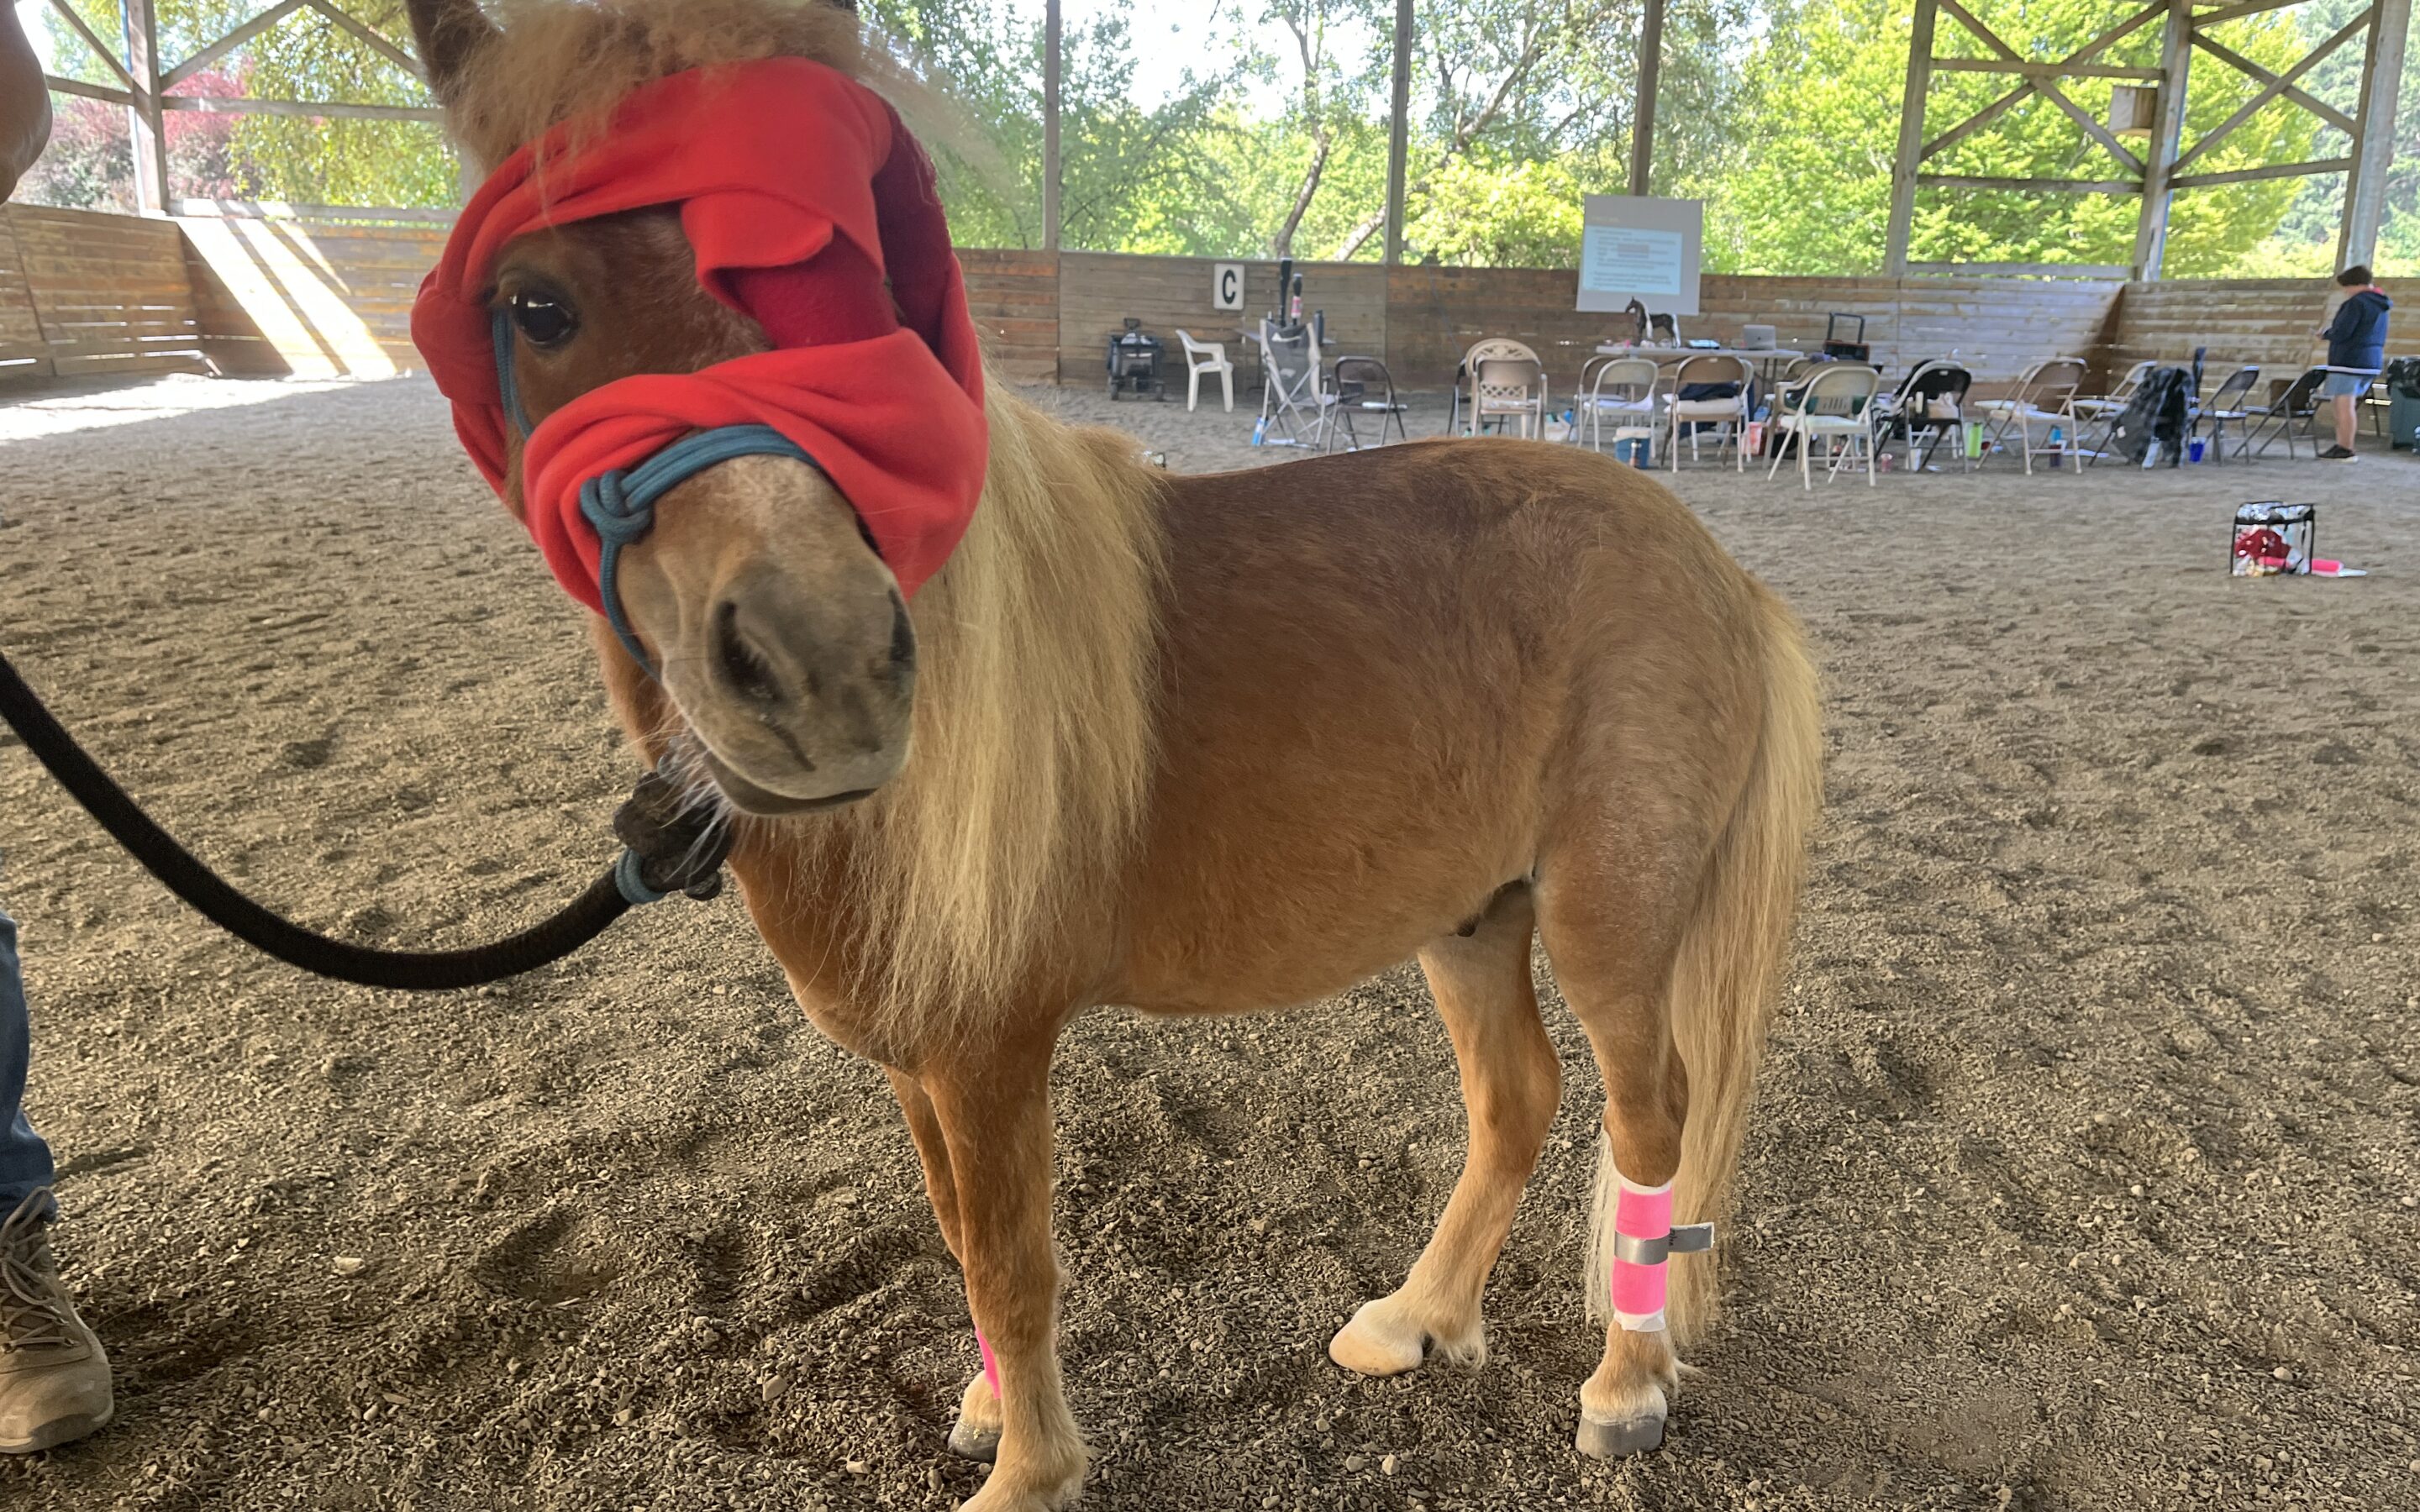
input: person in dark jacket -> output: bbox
[2317,265,2391,461]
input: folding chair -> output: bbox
[1328,355,1410,449]
[1450,339,1543,437]
[2192,365,2259,464]
[2238,367,2328,459]
[1580,356,1660,451]
[1665,354,1752,471]
[2072,360,2153,430]
[1976,357,2086,473]
[1876,360,1972,471]
[1765,363,1881,489]
[1173,329,1234,413]
[1255,320,1335,448]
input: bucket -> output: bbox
[2189,438,2206,462]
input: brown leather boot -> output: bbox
[0,1189,113,1452]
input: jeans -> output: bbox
[0,910,55,1219]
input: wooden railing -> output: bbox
[2,205,209,381]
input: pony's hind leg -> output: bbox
[1329,885,1560,1376]
[1534,822,1710,1458]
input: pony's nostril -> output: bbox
[713,600,785,706]
[887,592,916,676]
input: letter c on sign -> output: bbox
[1213,262,1244,312]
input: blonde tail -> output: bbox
[1588,585,1823,1346]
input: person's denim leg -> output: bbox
[0,910,56,1219]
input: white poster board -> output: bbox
[1576,196,1702,316]
[1212,262,1245,312]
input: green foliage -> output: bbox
[25,0,2380,272]
[1406,151,1592,267]
[1699,0,2324,275]
[29,0,453,207]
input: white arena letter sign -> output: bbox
[1213,262,1244,312]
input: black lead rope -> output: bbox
[0,645,732,992]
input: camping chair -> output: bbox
[2191,365,2260,464]
[1449,339,1543,436]
[1327,355,1410,449]
[1876,359,1973,471]
[1665,354,1752,471]
[1976,356,2086,473]
[1765,363,1881,490]
[1580,356,1661,452]
[1173,329,1234,413]
[1473,356,1549,438]
[2237,367,2330,459]
[1255,319,1336,447]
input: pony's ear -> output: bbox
[405,0,500,106]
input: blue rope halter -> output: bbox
[492,309,817,680]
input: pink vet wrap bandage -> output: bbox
[1610,1175,1676,1331]
[1607,1171,1717,1333]
[976,1326,1000,1396]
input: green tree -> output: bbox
[1701,0,2319,275]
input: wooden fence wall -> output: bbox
[3,207,2409,398]
[0,205,208,381]
[2102,277,2420,378]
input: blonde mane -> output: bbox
[806,390,1165,1035]
[445,0,985,171]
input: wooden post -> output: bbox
[120,0,169,215]
[1042,0,1061,252]
[2339,0,2409,270]
[1628,0,1665,196]
[1383,0,1412,264]
[2130,0,2192,281]
[1884,0,1939,274]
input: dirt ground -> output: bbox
[0,373,2415,1512]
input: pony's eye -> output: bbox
[510,291,577,349]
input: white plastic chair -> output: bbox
[1665,354,1752,471]
[1580,356,1660,451]
[1765,363,1881,490]
[1474,356,1548,438]
[1977,357,2087,473]
[1174,329,1234,413]
[1453,338,1542,436]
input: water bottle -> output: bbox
[1251,415,1266,446]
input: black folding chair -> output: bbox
[1328,355,1410,449]
[2192,365,2259,464]
[2238,368,2327,459]
[1876,360,1973,471]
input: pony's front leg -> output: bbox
[886,1068,1007,1462]
[925,1042,1086,1510]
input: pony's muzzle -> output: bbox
[621,455,918,816]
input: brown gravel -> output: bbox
[0,374,2415,1511]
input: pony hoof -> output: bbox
[1327,1298,1428,1377]
[947,1420,1002,1462]
[1575,1411,1665,1458]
